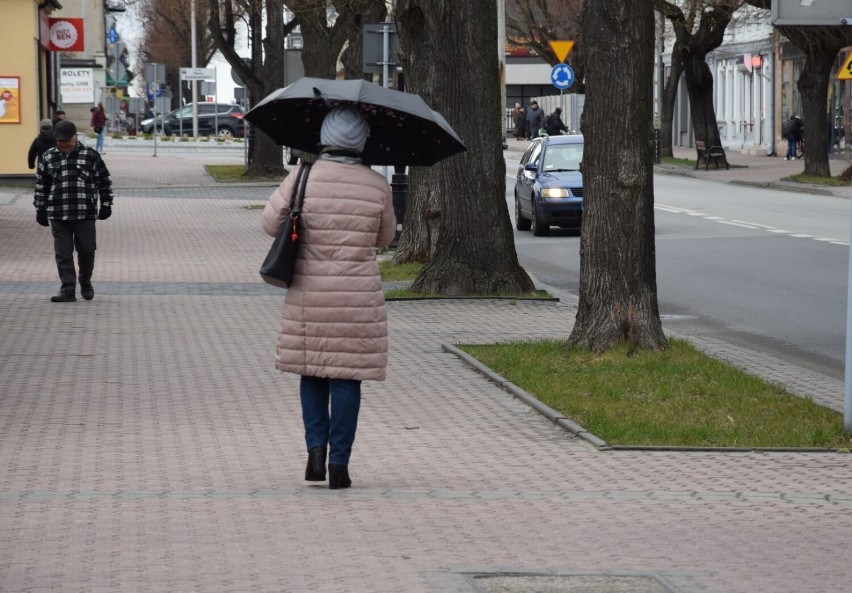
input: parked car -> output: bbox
[514,134,584,236]
[140,103,245,139]
[284,146,301,165]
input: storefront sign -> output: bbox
[61,68,95,104]
[48,18,85,52]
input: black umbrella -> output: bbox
[243,77,466,166]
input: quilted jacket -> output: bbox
[261,158,396,381]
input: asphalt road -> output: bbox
[505,167,848,381]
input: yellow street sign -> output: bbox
[838,51,852,81]
[549,40,575,63]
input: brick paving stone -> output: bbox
[1,149,851,593]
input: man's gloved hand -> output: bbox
[36,210,49,227]
[97,205,112,220]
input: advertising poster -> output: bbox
[61,69,95,104]
[0,77,21,124]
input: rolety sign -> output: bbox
[48,18,85,52]
[61,69,94,104]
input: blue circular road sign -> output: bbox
[550,64,575,90]
[108,27,119,44]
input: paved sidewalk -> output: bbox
[1,149,850,593]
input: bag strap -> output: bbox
[290,162,313,215]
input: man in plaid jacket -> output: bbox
[34,120,114,303]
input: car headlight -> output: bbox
[541,188,569,199]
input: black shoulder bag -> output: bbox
[260,162,312,288]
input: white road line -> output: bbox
[730,219,776,229]
[716,220,760,229]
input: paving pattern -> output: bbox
[1,149,850,593]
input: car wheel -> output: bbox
[285,146,298,165]
[515,192,531,231]
[217,127,235,141]
[531,201,550,236]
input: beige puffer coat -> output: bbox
[261,159,396,381]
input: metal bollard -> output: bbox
[389,165,408,249]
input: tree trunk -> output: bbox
[659,39,684,158]
[682,48,724,149]
[291,2,348,79]
[568,0,667,353]
[207,0,285,176]
[340,0,388,81]
[394,0,534,295]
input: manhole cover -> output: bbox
[473,574,672,593]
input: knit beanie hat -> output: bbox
[40,119,53,131]
[320,105,369,153]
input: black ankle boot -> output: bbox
[328,464,351,489]
[305,446,327,481]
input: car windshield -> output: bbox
[542,144,583,172]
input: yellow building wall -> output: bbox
[0,0,42,177]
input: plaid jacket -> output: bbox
[34,141,113,221]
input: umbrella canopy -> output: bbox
[244,77,466,166]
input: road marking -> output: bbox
[655,203,845,246]
[716,220,760,229]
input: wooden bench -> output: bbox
[695,140,729,170]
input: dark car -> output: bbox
[284,146,301,165]
[140,103,245,139]
[514,134,584,236]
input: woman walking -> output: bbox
[90,102,107,153]
[260,105,396,489]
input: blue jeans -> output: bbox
[785,134,797,159]
[300,376,361,465]
[96,128,105,152]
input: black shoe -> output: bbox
[328,464,351,489]
[81,285,94,300]
[305,446,327,481]
[50,292,76,303]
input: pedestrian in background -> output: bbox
[526,100,544,140]
[513,103,526,141]
[52,110,66,127]
[260,105,396,490]
[783,114,803,161]
[544,107,569,136]
[27,119,55,170]
[90,102,107,153]
[34,120,114,303]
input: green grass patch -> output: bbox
[205,164,283,183]
[786,173,850,187]
[379,260,422,282]
[661,156,695,167]
[458,338,852,449]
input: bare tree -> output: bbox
[505,0,586,92]
[137,0,220,102]
[208,0,289,175]
[568,0,667,353]
[655,0,744,158]
[393,0,534,295]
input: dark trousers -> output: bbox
[50,219,96,296]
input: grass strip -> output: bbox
[458,338,852,449]
[205,164,283,183]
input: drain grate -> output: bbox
[473,574,673,593]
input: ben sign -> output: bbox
[48,18,84,52]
